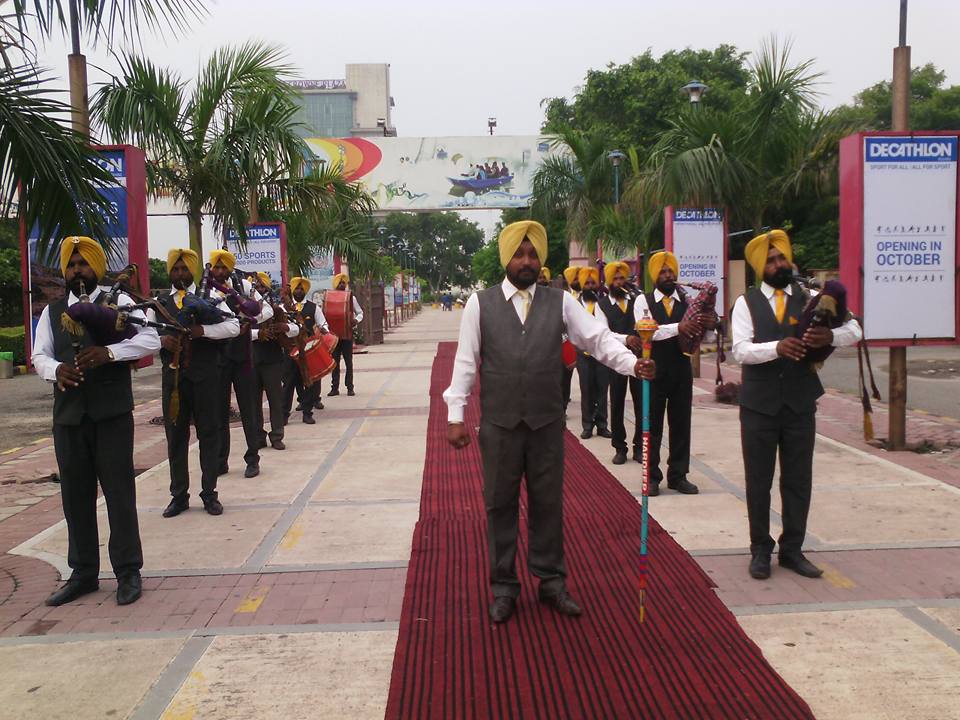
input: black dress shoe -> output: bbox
[203,498,224,516]
[217,463,229,476]
[612,450,627,465]
[116,575,142,605]
[668,478,699,495]
[632,449,643,463]
[596,428,613,439]
[750,553,772,580]
[347,389,356,396]
[647,483,660,497]
[315,400,324,410]
[778,552,823,578]
[580,429,592,439]
[295,402,303,412]
[271,439,286,450]
[303,414,316,425]
[244,464,260,478]
[539,590,583,617]
[328,389,340,397]
[162,498,188,518]
[45,578,99,607]
[489,596,516,623]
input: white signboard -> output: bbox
[670,208,726,316]
[862,136,957,339]
[225,223,285,284]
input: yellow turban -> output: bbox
[332,273,349,289]
[256,271,272,287]
[539,267,551,281]
[167,248,200,281]
[648,251,679,283]
[59,236,107,280]
[209,249,236,272]
[744,229,793,279]
[577,267,600,287]
[604,260,630,286]
[563,266,581,285]
[290,277,311,293]
[498,220,548,267]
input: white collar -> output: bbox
[67,286,102,306]
[171,283,197,294]
[653,288,681,302]
[500,278,536,301]
[761,282,793,298]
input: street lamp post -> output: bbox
[681,80,709,108]
[488,117,497,136]
[605,149,627,266]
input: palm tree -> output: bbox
[91,42,307,254]
[639,37,849,235]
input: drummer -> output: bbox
[327,273,363,398]
[284,276,329,425]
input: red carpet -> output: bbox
[386,343,814,719]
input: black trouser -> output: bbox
[282,356,318,419]
[53,413,142,581]
[256,359,287,443]
[479,418,567,599]
[740,405,817,556]
[219,358,260,468]
[649,370,693,485]
[163,371,220,503]
[577,354,609,433]
[331,339,354,392]
[609,373,641,453]
[562,366,574,410]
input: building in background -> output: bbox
[290,63,396,142]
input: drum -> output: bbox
[324,290,353,340]
[320,331,339,354]
[562,339,578,370]
[290,336,336,383]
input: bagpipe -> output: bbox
[793,276,848,364]
[208,268,262,319]
[676,281,720,357]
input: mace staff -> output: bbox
[635,310,659,624]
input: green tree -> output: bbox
[92,42,306,255]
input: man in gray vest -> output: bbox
[732,230,861,581]
[32,236,160,607]
[444,221,655,623]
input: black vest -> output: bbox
[739,284,824,416]
[478,285,564,430]
[645,291,691,379]
[49,295,134,426]
[599,295,637,335]
[252,319,286,365]
[298,300,317,335]
[157,292,224,381]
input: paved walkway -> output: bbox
[0,308,958,719]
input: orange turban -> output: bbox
[332,273,349,289]
[498,220,548,267]
[290,277,311,293]
[648,251,679,283]
[577,267,600,286]
[166,248,200,281]
[209,249,236,272]
[539,267,551,281]
[59,236,106,280]
[256,271,272,287]
[744,229,793,279]
[604,260,630,286]
[563,266,581,285]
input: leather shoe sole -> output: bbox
[116,576,142,606]
[489,596,516,623]
[46,579,99,606]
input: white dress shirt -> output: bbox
[352,296,364,324]
[147,283,241,340]
[731,282,863,365]
[632,288,682,341]
[32,287,161,383]
[443,279,640,423]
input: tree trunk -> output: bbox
[248,186,259,224]
[188,208,204,257]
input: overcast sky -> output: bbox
[33,0,960,138]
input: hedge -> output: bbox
[0,326,26,365]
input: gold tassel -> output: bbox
[60,312,85,337]
[863,411,875,442]
[168,370,181,423]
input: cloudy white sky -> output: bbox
[33,0,960,137]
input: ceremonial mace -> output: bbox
[635,310,659,623]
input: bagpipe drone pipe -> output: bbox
[676,281,719,356]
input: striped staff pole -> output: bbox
[635,310,659,623]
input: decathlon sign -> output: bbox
[225,222,288,286]
[839,132,959,344]
[664,206,728,316]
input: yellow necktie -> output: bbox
[296,302,303,312]
[175,289,186,309]
[774,289,786,323]
[617,299,627,314]
[517,289,531,321]
[662,296,673,316]
[586,301,595,316]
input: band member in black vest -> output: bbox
[282,276,328,424]
[251,273,298,463]
[733,231,861,580]
[209,250,271,479]
[445,221,655,623]
[328,273,363,397]
[633,251,711,496]
[575,266,612,440]
[600,261,641,465]
[153,249,240,518]
[32,236,160,606]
